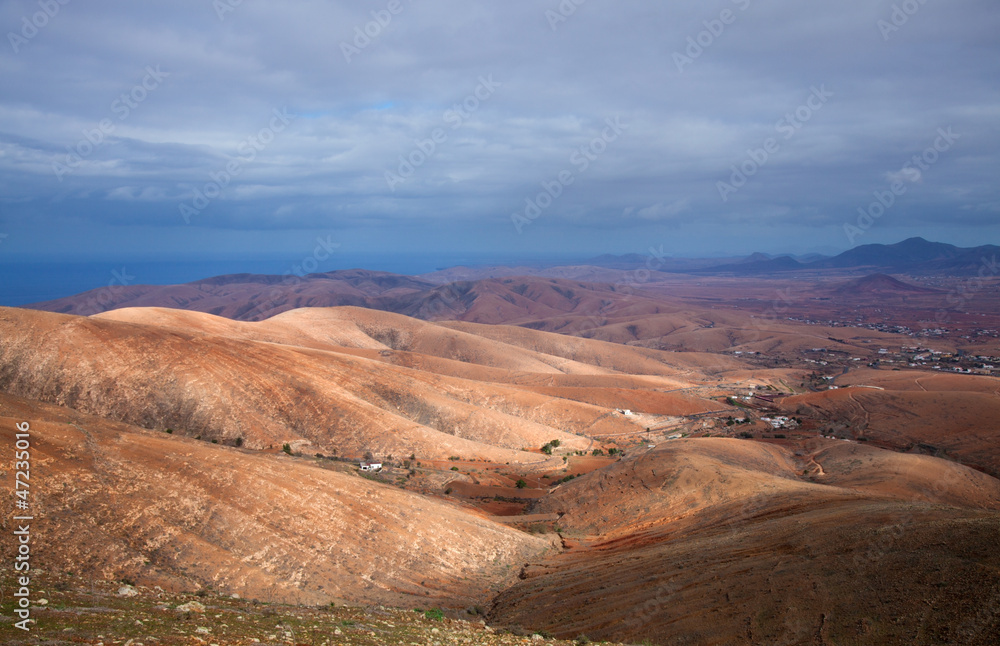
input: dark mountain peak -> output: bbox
[696,255,804,275]
[818,238,962,269]
[835,273,940,294]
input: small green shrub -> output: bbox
[424,608,444,621]
[282,443,292,455]
[515,479,527,489]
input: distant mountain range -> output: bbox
[692,237,1000,276]
[22,237,998,320]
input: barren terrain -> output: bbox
[5,252,1000,644]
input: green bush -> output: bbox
[424,608,444,621]
[282,443,292,455]
[515,479,527,489]
[451,466,459,471]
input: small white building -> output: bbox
[359,462,382,472]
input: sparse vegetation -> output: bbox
[515,479,528,489]
[282,443,292,455]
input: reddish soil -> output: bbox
[0,393,549,609]
[7,268,1000,644]
[489,438,1000,644]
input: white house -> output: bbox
[359,462,382,472]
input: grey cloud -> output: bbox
[0,0,997,260]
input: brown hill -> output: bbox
[29,269,436,320]
[25,268,933,366]
[780,378,1000,477]
[0,393,549,608]
[829,273,942,295]
[0,306,738,462]
[490,438,1000,644]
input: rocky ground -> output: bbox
[0,573,623,646]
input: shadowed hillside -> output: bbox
[489,438,1000,644]
[0,393,549,608]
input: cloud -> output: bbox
[885,167,923,184]
[633,199,692,221]
[0,0,997,261]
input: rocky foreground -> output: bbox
[0,573,623,646]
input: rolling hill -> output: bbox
[489,438,1000,644]
[0,393,548,608]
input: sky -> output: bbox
[1,0,999,281]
